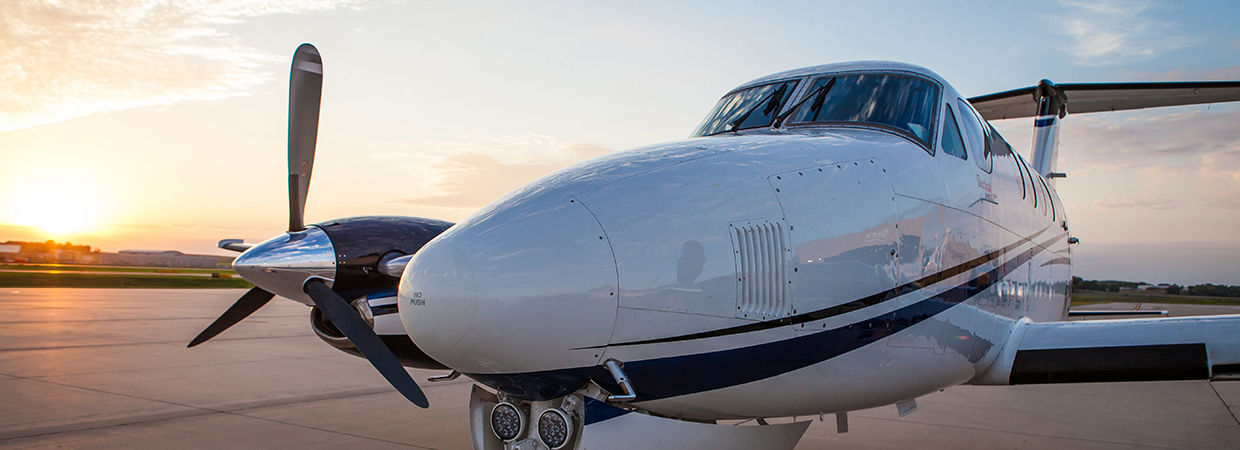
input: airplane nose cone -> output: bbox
[233,226,337,305]
[399,192,619,374]
[398,240,476,353]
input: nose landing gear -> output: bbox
[470,385,583,450]
[466,383,811,450]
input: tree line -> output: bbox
[2,240,94,253]
[1072,276,1240,298]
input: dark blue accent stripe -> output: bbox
[365,288,399,300]
[584,397,632,425]
[1034,117,1055,128]
[606,235,1050,401]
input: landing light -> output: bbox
[491,402,524,442]
[538,408,573,449]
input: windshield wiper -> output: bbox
[773,77,836,128]
[730,83,789,133]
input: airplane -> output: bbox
[189,43,1240,450]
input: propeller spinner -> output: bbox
[189,43,442,409]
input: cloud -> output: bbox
[385,134,613,209]
[1091,197,1179,210]
[996,108,1240,216]
[1058,110,1240,172]
[1056,111,1240,209]
[1057,0,1199,66]
[1205,195,1240,210]
[0,0,385,132]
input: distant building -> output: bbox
[1,241,225,268]
[0,244,18,262]
[1136,283,1171,293]
[96,250,221,268]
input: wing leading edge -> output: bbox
[972,315,1240,385]
[969,81,1240,121]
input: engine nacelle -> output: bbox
[310,290,448,370]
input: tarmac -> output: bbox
[2,289,1239,449]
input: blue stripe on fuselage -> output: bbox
[584,397,633,425]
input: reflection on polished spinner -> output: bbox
[231,226,336,305]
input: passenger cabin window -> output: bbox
[940,106,967,160]
[1037,174,1049,216]
[988,124,1013,158]
[1015,146,1027,199]
[692,80,800,136]
[1050,186,1057,221]
[1017,153,1036,208]
[784,73,939,148]
[1043,176,1056,220]
[957,99,992,173]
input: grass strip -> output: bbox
[1072,289,1240,307]
[0,272,253,289]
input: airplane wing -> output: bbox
[973,315,1240,385]
[968,81,1240,121]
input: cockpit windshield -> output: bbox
[785,73,939,146]
[692,80,800,137]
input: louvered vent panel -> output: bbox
[733,220,791,319]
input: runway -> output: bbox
[1,289,1239,449]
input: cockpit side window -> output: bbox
[692,80,800,137]
[784,73,939,148]
[957,98,992,173]
[940,106,967,160]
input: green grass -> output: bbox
[0,263,233,275]
[1072,289,1240,307]
[0,272,253,289]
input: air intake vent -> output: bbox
[730,219,792,320]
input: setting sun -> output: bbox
[2,179,105,238]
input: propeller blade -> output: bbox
[188,286,276,348]
[288,43,323,232]
[304,279,430,408]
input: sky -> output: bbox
[0,0,1238,285]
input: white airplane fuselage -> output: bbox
[399,62,1071,421]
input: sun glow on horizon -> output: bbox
[1,178,107,239]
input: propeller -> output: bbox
[288,43,322,232]
[305,279,429,407]
[188,43,432,409]
[188,44,325,347]
[187,286,275,348]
